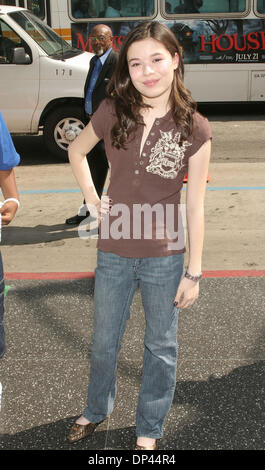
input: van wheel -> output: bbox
[43,105,85,160]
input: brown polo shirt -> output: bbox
[91,99,211,258]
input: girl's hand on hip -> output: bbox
[99,195,113,221]
[174,277,199,309]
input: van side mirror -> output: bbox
[12,47,31,64]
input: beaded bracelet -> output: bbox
[184,270,202,282]
[3,198,20,208]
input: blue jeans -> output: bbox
[83,250,184,439]
[0,251,5,359]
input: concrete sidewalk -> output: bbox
[1,161,265,273]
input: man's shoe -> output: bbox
[68,421,103,443]
[65,214,89,225]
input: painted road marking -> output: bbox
[4,270,265,280]
[17,186,265,195]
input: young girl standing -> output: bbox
[67,21,211,450]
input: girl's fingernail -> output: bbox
[174,301,178,307]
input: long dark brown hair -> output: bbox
[107,21,197,149]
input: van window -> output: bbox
[9,10,76,57]
[0,18,31,63]
[165,0,246,14]
[71,0,154,19]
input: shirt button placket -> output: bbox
[134,138,140,175]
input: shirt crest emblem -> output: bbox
[146,129,191,179]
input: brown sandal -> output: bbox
[68,420,104,443]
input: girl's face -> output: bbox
[127,38,179,105]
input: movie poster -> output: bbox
[71,18,265,64]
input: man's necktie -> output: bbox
[85,56,103,115]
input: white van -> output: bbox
[0,5,93,159]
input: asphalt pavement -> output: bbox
[0,275,264,451]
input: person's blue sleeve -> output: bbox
[0,112,20,170]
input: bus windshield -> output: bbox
[8,9,80,57]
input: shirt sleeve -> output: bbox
[90,99,113,141]
[0,112,20,170]
[188,112,212,159]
